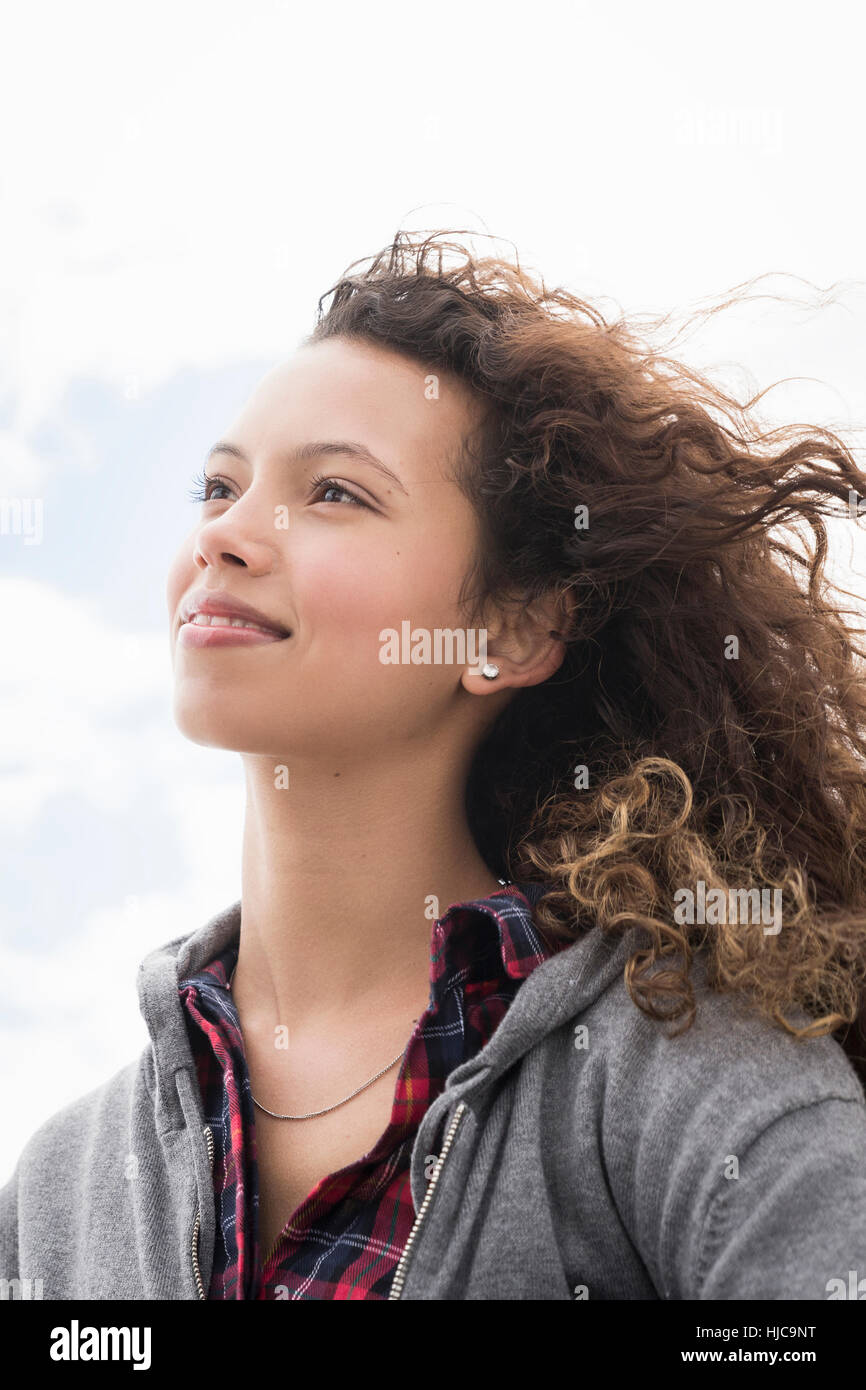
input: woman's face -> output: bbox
[166,336,497,761]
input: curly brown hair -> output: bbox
[305,228,866,1087]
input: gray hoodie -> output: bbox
[2,889,866,1301]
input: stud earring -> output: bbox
[481,663,500,680]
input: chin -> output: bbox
[171,694,262,752]
[173,695,246,750]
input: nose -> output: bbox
[192,501,280,575]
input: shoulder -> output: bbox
[0,1047,161,1297]
[565,940,865,1112]
[546,940,866,1297]
[7,1048,151,1186]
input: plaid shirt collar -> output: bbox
[181,879,556,1009]
[428,881,555,999]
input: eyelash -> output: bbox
[187,468,369,509]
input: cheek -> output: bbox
[165,534,196,616]
[297,531,467,655]
[294,542,476,738]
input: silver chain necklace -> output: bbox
[227,877,512,1121]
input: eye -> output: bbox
[188,468,234,503]
[308,473,370,508]
[185,469,373,509]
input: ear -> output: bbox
[459,588,573,697]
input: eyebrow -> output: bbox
[205,439,409,496]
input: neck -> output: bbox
[231,744,504,1037]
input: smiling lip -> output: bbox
[178,623,287,649]
[177,591,292,648]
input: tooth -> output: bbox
[186,611,283,633]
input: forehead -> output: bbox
[229,337,483,481]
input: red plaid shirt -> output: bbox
[179,882,563,1299]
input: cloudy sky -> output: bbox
[1,0,865,1182]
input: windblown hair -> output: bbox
[306,229,866,1085]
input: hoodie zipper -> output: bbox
[389,1099,467,1300]
[192,1123,214,1300]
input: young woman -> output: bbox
[3,230,866,1301]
